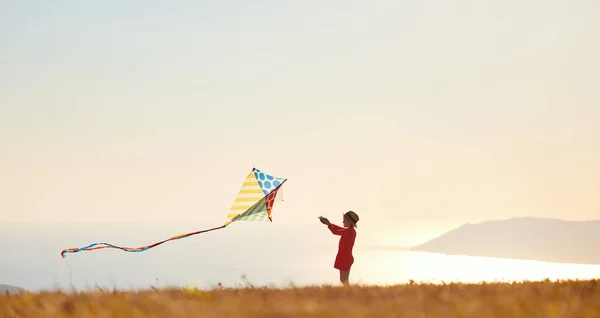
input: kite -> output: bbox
[60,167,286,258]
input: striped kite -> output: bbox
[60,167,286,258]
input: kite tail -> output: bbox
[60,223,229,258]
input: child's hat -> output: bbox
[343,210,359,227]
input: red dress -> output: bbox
[327,224,356,271]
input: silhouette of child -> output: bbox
[319,211,359,286]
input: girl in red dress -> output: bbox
[319,211,359,286]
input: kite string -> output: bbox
[60,223,229,258]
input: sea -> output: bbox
[2,221,600,292]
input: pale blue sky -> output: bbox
[1,0,599,240]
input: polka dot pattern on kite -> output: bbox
[253,168,286,195]
[266,191,276,208]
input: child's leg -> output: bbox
[339,270,350,286]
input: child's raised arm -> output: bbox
[327,223,346,235]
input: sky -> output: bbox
[1,0,599,238]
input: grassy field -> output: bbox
[2,279,600,317]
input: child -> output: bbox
[319,211,359,286]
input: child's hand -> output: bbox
[319,217,330,225]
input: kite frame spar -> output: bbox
[60,167,286,258]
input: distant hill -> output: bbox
[0,284,27,295]
[411,217,600,265]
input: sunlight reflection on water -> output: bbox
[350,250,600,286]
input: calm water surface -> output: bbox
[2,222,600,291]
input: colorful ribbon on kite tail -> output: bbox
[60,223,229,258]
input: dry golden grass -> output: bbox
[2,279,600,317]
